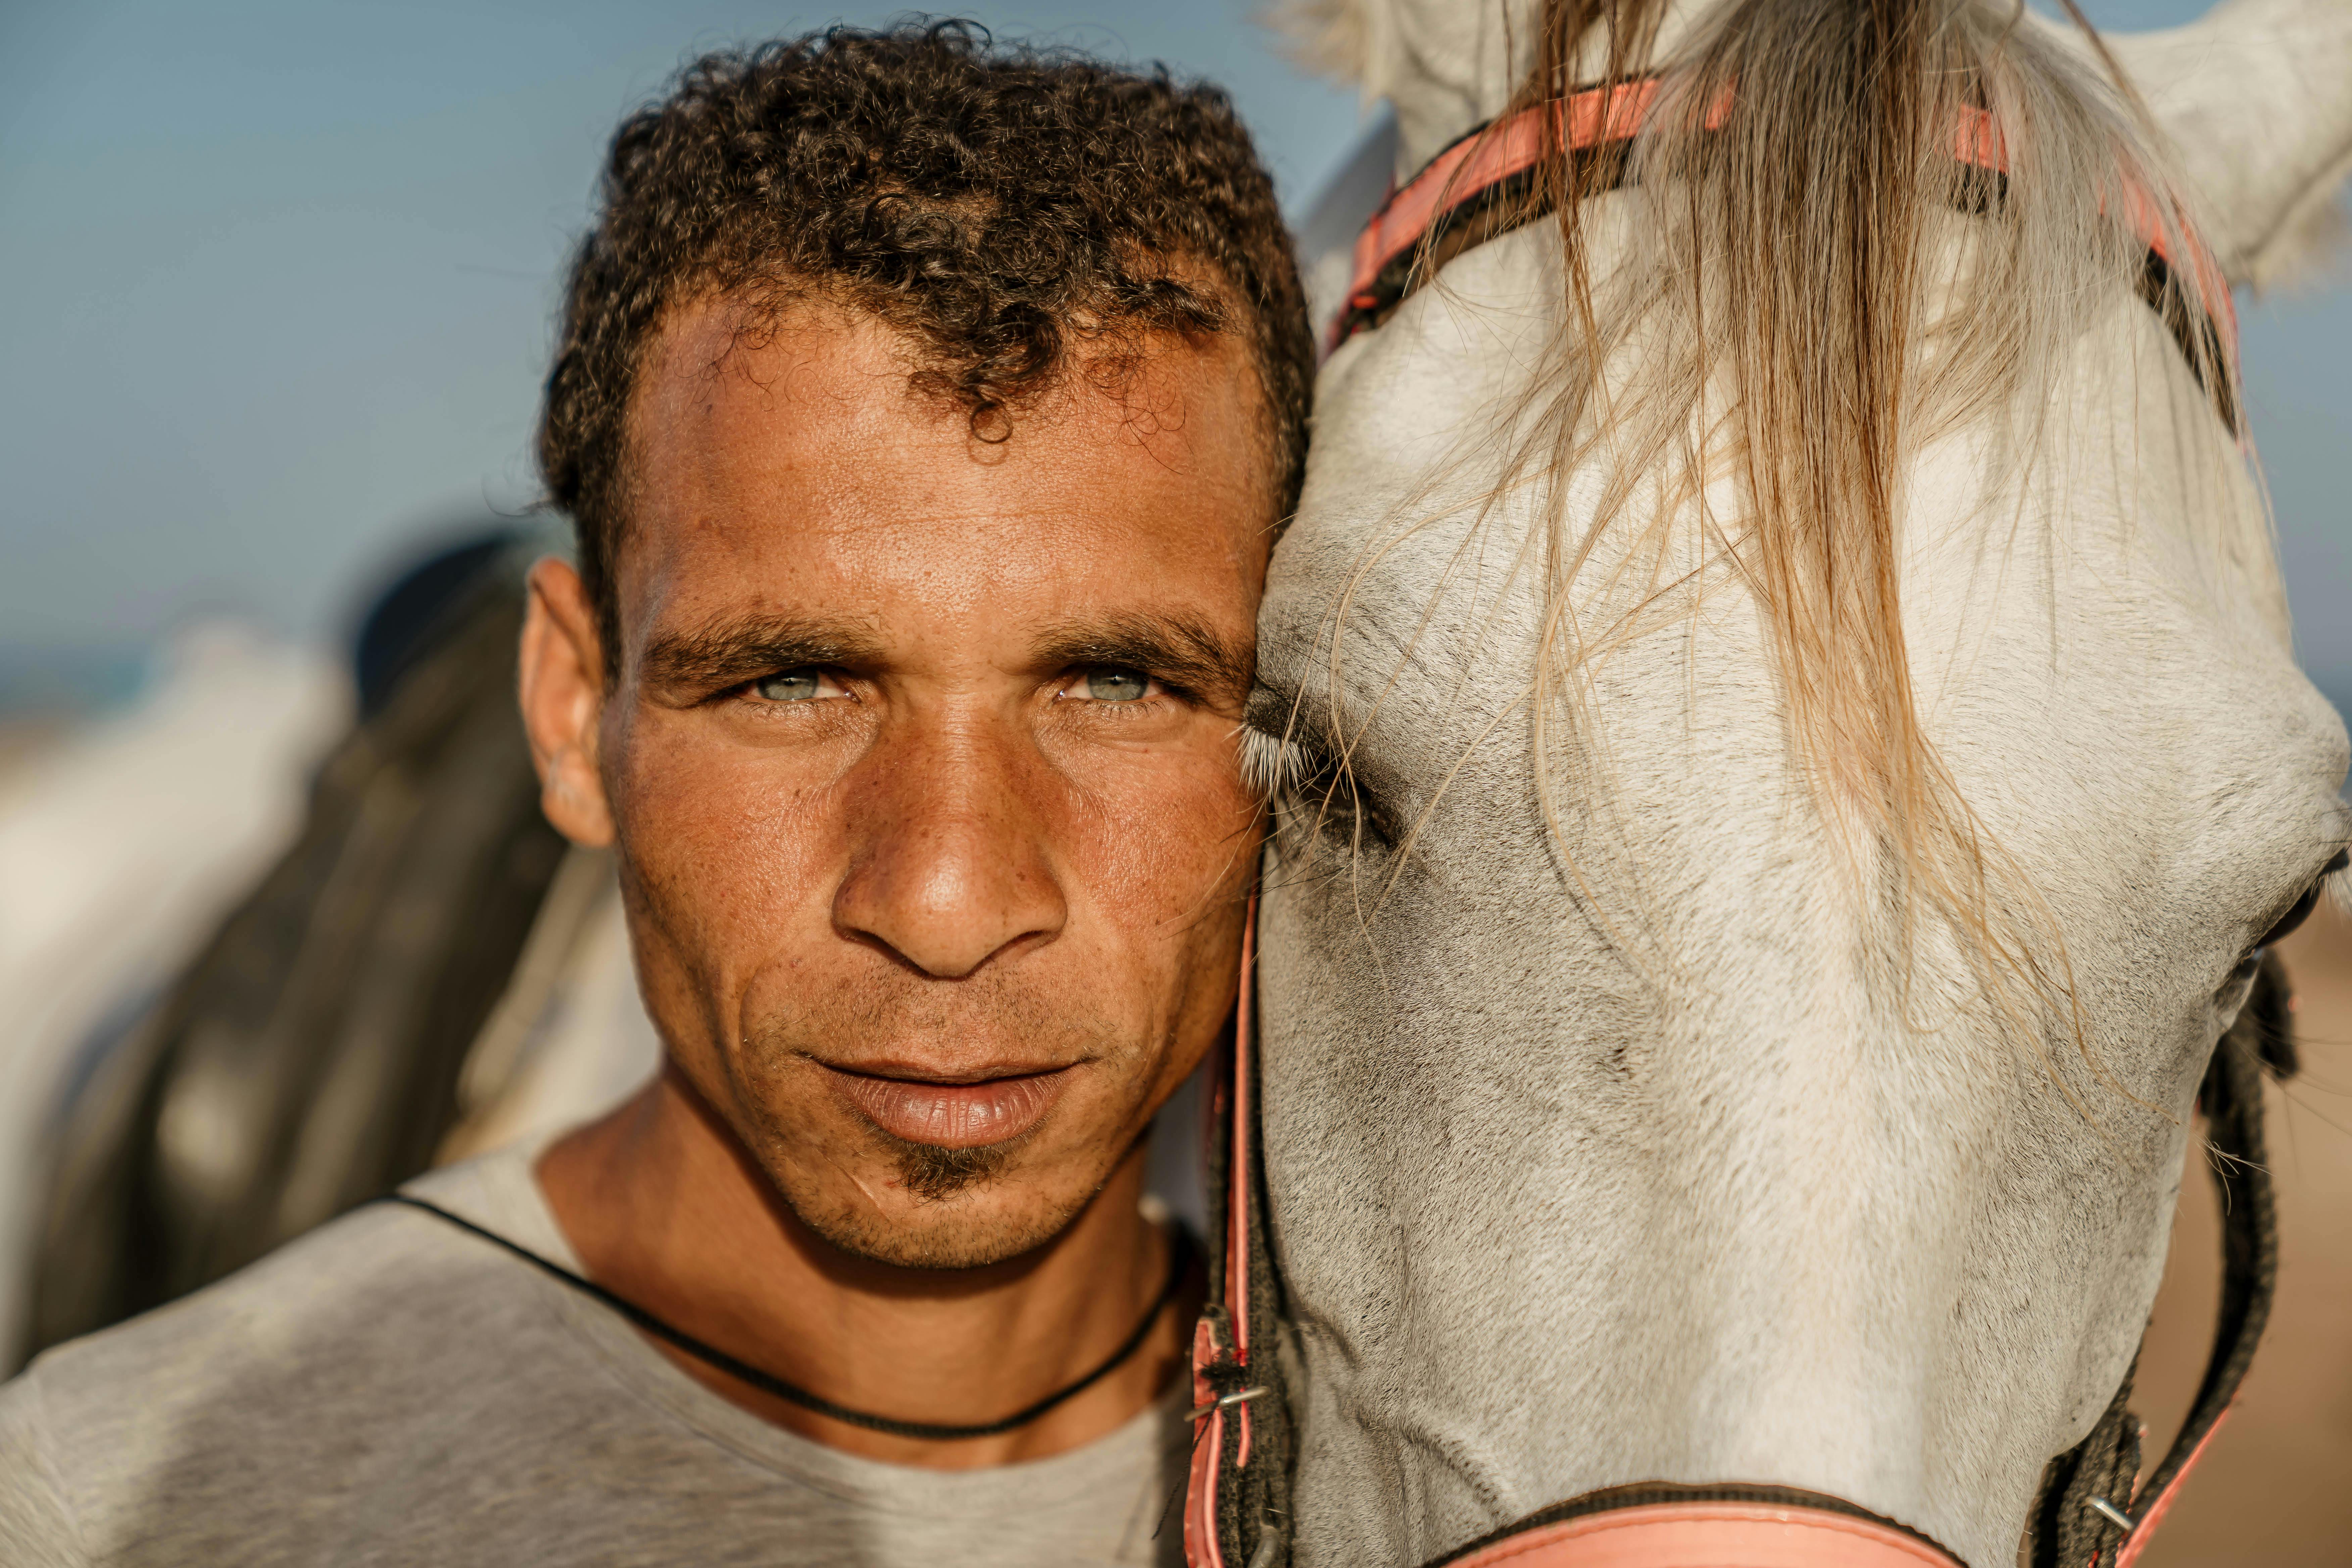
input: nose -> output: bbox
[831,716,1068,978]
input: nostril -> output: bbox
[831,821,1068,980]
[834,883,1060,979]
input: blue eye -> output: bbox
[1085,669,1149,702]
[755,670,822,701]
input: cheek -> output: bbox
[610,716,841,975]
[1067,748,1262,933]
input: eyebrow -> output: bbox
[1032,612,1254,708]
[638,614,886,693]
[637,607,1254,708]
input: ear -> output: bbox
[1266,0,1378,89]
[2092,1,2352,290]
[519,556,617,848]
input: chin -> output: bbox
[769,1133,1112,1271]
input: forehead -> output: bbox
[617,297,1274,649]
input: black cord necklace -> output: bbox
[382,1192,1194,1441]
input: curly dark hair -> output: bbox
[539,20,1314,664]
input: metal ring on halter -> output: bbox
[2088,1499,2137,1532]
[1189,1385,1271,1423]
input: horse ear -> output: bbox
[1263,0,1377,87]
[2098,0,2352,291]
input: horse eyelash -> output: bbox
[1238,724,1309,803]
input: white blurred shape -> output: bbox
[0,623,349,1356]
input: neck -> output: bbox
[537,1063,1189,1468]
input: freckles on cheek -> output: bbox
[1070,762,1258,1054]
[1078,757,1260,928]
[617,725,842,975]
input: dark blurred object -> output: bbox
[21,535,565,1363]
[353,533,523,719]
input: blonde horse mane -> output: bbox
[1275,0,2267,1087]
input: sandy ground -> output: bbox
[2134,897,2352,1565]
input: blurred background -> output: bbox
[1,2,2345,1563]
[2,0,2346,720]
[0,0,1366,713]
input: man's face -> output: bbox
[534,299,1269,1269]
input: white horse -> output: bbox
[1231,1,2352,1564]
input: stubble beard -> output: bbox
[888,1135,1013,1204]
[727,991,1146,1271]
[789,1125,1092,1270]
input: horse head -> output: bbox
[1234,2,2352,1564]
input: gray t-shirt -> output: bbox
[0,1146,1189,1566]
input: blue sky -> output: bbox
[3,0,2345,706]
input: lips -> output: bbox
[830,1064,1074,1148]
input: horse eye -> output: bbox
[1242,686,1396,853]
[2257,849,2348,950]
[1252,735,1392,852]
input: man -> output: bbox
[0,23,1311,1565]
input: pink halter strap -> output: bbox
[1437,1502,1962,1568]
[1184,894,1259,1568]
[1329,80,2238,374]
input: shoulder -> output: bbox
[24,1166,530,1414]
[0,1372,81,1565]
[5,1150,559,1554]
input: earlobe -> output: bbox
[518,557,617,848]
